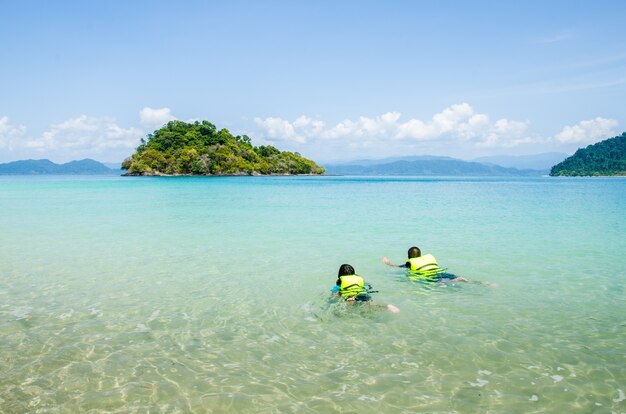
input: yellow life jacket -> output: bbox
[338,274,367,298]
[406,254,443,278]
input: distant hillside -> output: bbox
[474,152,568,170]
[0,159,116,175]
[550,133,626,176]
[324,158,544,176]
[337,155,456,166]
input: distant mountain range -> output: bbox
[473,152,568,170]
[1,152,567,176]
[0,159,119,175]
[323,154,555,176]
[334,155,458,166]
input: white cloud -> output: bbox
[0,108,186,162]
[322,119,359,140]
[139,107,176,128]
[2,107,620,164]
[395,118,434,140]
[0,117,27,150]
[396,104,490,140]
[24,115,142,153]
[431,103,474,133]
[320,112,400,140]
[254,117,300,142]
[0,115,144,162]
[254,104,530,148]
[293,116,325,136]
[253,116,325,143]
[553,117,618,144]
[477,119,530,148]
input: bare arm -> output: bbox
[382,257,403,267]
[450,277,468,282]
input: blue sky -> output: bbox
[1,0,625,163]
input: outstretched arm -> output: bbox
[387,304,400,313]
[382,257,404,267]
[446,277,497,287]
[367,302,400,313]
[469,280,498,288]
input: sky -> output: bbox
[0,0,625,163]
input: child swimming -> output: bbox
[331,264,400,313]
[383,246,496,286]
[382,246,468,282]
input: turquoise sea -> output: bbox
[1,175,625,413]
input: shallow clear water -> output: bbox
[1,175,624,413]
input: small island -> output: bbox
[550,132,626,176]
[122,120,325,176]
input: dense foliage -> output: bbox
[550,133,626,176]
[122,120,324,175]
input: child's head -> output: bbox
[407,246,421,258]
[337,264,355,277]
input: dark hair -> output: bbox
[408,246,421,258]
[338,264,355,277]
[336,263,355,286]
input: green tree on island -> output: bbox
[121,120,325,176]
[550,132,626,176]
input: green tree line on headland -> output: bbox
[122,120,325,175]
[550,132,626,176]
